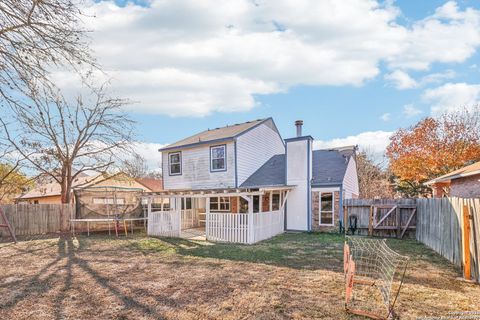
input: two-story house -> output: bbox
[157,118,358,236]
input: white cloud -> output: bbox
[402,104,423,117]
[380,113,391,122]
[130,142,166,171]
[55,0,480,116]
[422,82,480,114]
[385,70,417,89]
[388,1,480,70]
[313,130,393,156]
[420,70,456,86]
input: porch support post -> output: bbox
[269,191,273,212]
[248,196,254,244]
[259,195,263,213]
[147,196,152,217]
[176,197,182,235]
[206,197,211,239]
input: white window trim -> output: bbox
[270,191,281,211]
[168,151,182,176]
[210,196,230,212]
[210,145,226,172]
[319,192,335,226]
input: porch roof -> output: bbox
[143,186,295,198]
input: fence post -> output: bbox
[368,205,374,236]
[463,204,472,280]
[396,206,401,239]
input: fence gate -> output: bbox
[147,210,181,237]
[370,204,417,239]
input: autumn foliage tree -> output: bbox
[386,107,480,196]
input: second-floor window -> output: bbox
[210,145,226,171]
[169,152,182,175]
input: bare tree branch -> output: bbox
[2,84,135,203]
[0,0,95,109]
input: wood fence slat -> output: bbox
[0,204,74,238]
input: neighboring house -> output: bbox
[425,161,480,198]
[160,118,359,231]
[16,172,161,204]
[135,178,164,192]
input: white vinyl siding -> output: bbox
[342,157,359,199]
[162,142,235,190]
[236,119,285,186]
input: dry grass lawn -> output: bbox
[0,232,479,319]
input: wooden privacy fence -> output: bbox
[345,197,480,283]
[343,199,417,238]
[0,204,74,237]
[416,197,480,283]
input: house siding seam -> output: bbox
[236,120,285,186]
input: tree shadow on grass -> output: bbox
[156,232,346,272]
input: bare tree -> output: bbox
[0,0,93,107]
[356,149,395,199]
[1,84,134,203]
[121,153,149,179]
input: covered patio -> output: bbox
[143,187,292,244]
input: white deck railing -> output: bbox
[206,212,250,244]
[181,209,200,230]
[206,210,284,244]
[148,208,284,244]
[253,210,284,243]
[148,210,181,237]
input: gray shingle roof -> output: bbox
[240,154,286,188]
[160,118,266,151]
[311,150,350,186]
[240,148,354,188]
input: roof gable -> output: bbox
[160,118,268,151]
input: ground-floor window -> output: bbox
[253,195,260,213]
[181,197,192,210]
[319,192,334,226]
[239,197,248,213]
[210,197,230,212]
[271,192,281,211]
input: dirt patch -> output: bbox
[0,233,478,319]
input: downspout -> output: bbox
[339,187,344,229]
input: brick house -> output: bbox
[425,161,480,198]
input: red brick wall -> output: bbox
[450,174,480,198]
[230,197,238,213]
[262,193,270,212]
[311,191,340,232]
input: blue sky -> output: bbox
[74,0,480,167]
